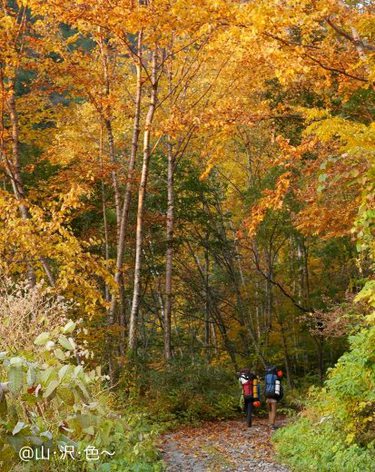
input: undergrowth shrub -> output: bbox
[0,279,163,471]
[123,357,240,426]
[273,326,375,472]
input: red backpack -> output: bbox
[238,369,257,400]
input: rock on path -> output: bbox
[160,418,290,472]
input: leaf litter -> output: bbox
[160,417,290,471]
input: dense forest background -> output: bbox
[0,0,374,470]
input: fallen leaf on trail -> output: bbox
[160,417,290,471]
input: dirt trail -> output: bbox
[160,417,290,472]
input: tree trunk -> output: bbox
[296,237,310,306]
[315,337,324,384]
[109,31,143,326]
[164,138,174,361]
[265,248,273,334]
[279,312,293,388]
[99,124,110,302]
[99,36,121,238]
[204,246,210,351]
[98,35,123,381]
[128,50,158,352]
[7,87,54,286]
[188,241,239,371]
[104,118,121,239]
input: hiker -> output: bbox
[237,368,261,427]
[264,366,283,430]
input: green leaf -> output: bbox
[76,381,90,401]
[57,386,75,405]
[9,357,23,367]
[73,365,83,378]
[58,335,74,351]
[318,173,327,182]
[40,431,53,440]
[99,420,113,445]
[34,332,50,346]
[62,321,76,334]
[27,366,37,387]
[43,380,60,399]
[58,365,72,380]
[8,366,24,394]
[27,435,44,446]
[40,366,56,385]
[83,426,95,435]
[54,349,67,361]
[12,421,26,436]
[98,464,111,472]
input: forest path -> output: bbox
[160,417,290,471]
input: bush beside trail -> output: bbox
[120,357,241,428]
[0,280,163,472]
[273,326,375,472]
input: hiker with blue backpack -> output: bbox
[264,365,284,430]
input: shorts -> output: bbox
[266,398,277,404]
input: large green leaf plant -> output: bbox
[0,320,162,471]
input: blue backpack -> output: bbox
[265,366,283,400]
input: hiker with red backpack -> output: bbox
[237,368,261,427]
[264,366,283,430]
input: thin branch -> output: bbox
[326,17,375,52]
